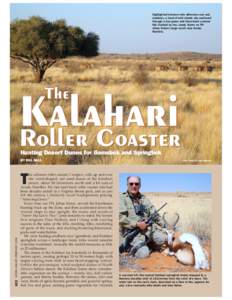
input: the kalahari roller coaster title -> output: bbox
[21,87,180,147]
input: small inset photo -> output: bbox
[119,173,211,272]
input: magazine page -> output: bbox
[10,2,222,297]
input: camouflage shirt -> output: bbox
[119,191,164,234]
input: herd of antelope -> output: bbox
[74,59,221,73]
[156,60,220,72]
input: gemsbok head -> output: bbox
[162,212,209,270]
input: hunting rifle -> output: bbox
[119,202,167,253]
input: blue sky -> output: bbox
[10,3,221,54]
[119,173,211,193]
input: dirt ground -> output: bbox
[119,241,211,273]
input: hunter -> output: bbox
[119,176,168,258]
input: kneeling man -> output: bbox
[120,176,167,258]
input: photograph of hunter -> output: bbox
[119,175,209,271]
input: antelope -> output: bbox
[179,65,189,71]
[196,65,205,72]
[175,62,189,71]
[162,212,209,270]
[159,64,169,71]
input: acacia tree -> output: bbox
[10,16,99,82]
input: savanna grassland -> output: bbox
[10,53,221,164]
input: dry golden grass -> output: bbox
[10,55,221,164]
[145,192,211,241]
